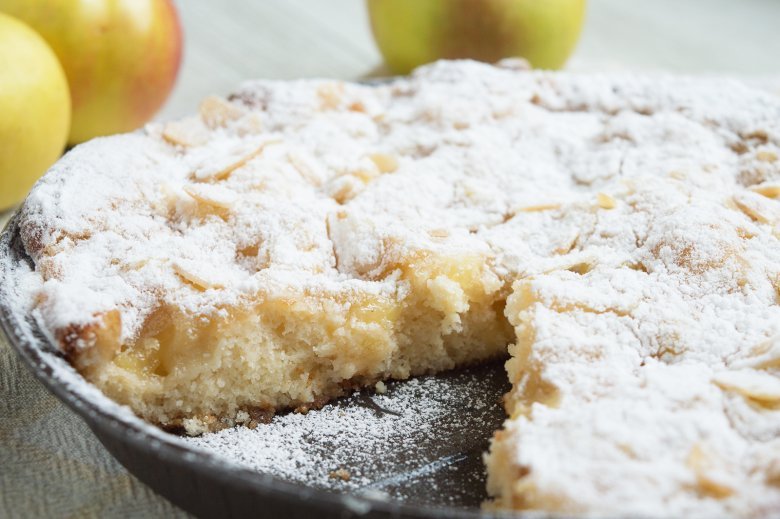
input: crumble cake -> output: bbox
[11,60,780,516]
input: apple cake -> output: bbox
[12,60,780,516]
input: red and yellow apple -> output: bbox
[0,0,183,144]
[0,13,70,210]
[367,0,586,74]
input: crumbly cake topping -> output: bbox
[11,60,780,516]
[492,177,780,515]
[18,60,779,342]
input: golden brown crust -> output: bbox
[56,310,122,373]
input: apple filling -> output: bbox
[76,250,511,433]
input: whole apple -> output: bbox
[367,0,586,74]
[0,13,70,210]
[0,0,183,145]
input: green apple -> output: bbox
[367,0,586,74]
[0,13,70,210]
[0,0,183,145]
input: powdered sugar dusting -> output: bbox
[185,366,506,506]
[14,60,780,346]
[4,60,780,517]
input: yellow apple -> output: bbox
[0,0,183,145]
[0,13,70,211]
[367,0,586,74]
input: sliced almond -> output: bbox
[200,95,246,129]
[288,151,326,186]
[318,82,345,110]
[686,444,735,499]
[327,175,363,205]
[712,369,780,403]
[733,191,780,225]
[352,168,380,184]
[369,153,399,174]
[193,138,280,181]
[162,117,210,148]
[597,192,617,210]
[517,203,561,213]
[183,183,238,209]
[235,112,264,136]
[173,260,225,290]
[749,182,780,199]
[552,233,579,255]
[158,181,199,216]
[730,336,780,370]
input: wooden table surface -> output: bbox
[2,1,779,517]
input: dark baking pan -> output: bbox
[0,213,526,519]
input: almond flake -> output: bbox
[749,182,780,199]
[597,193,617,209]
[733,191,780,225]
[288,151,326,186]
[731,336,780,370]
[162,117,210,148]
[183,183,238,209]
[193,138,279,181]
[517,204,561,213]
[200,95,246,129]
[369,153,399,173]
[173,260,225,290]
[712,369,780,402]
